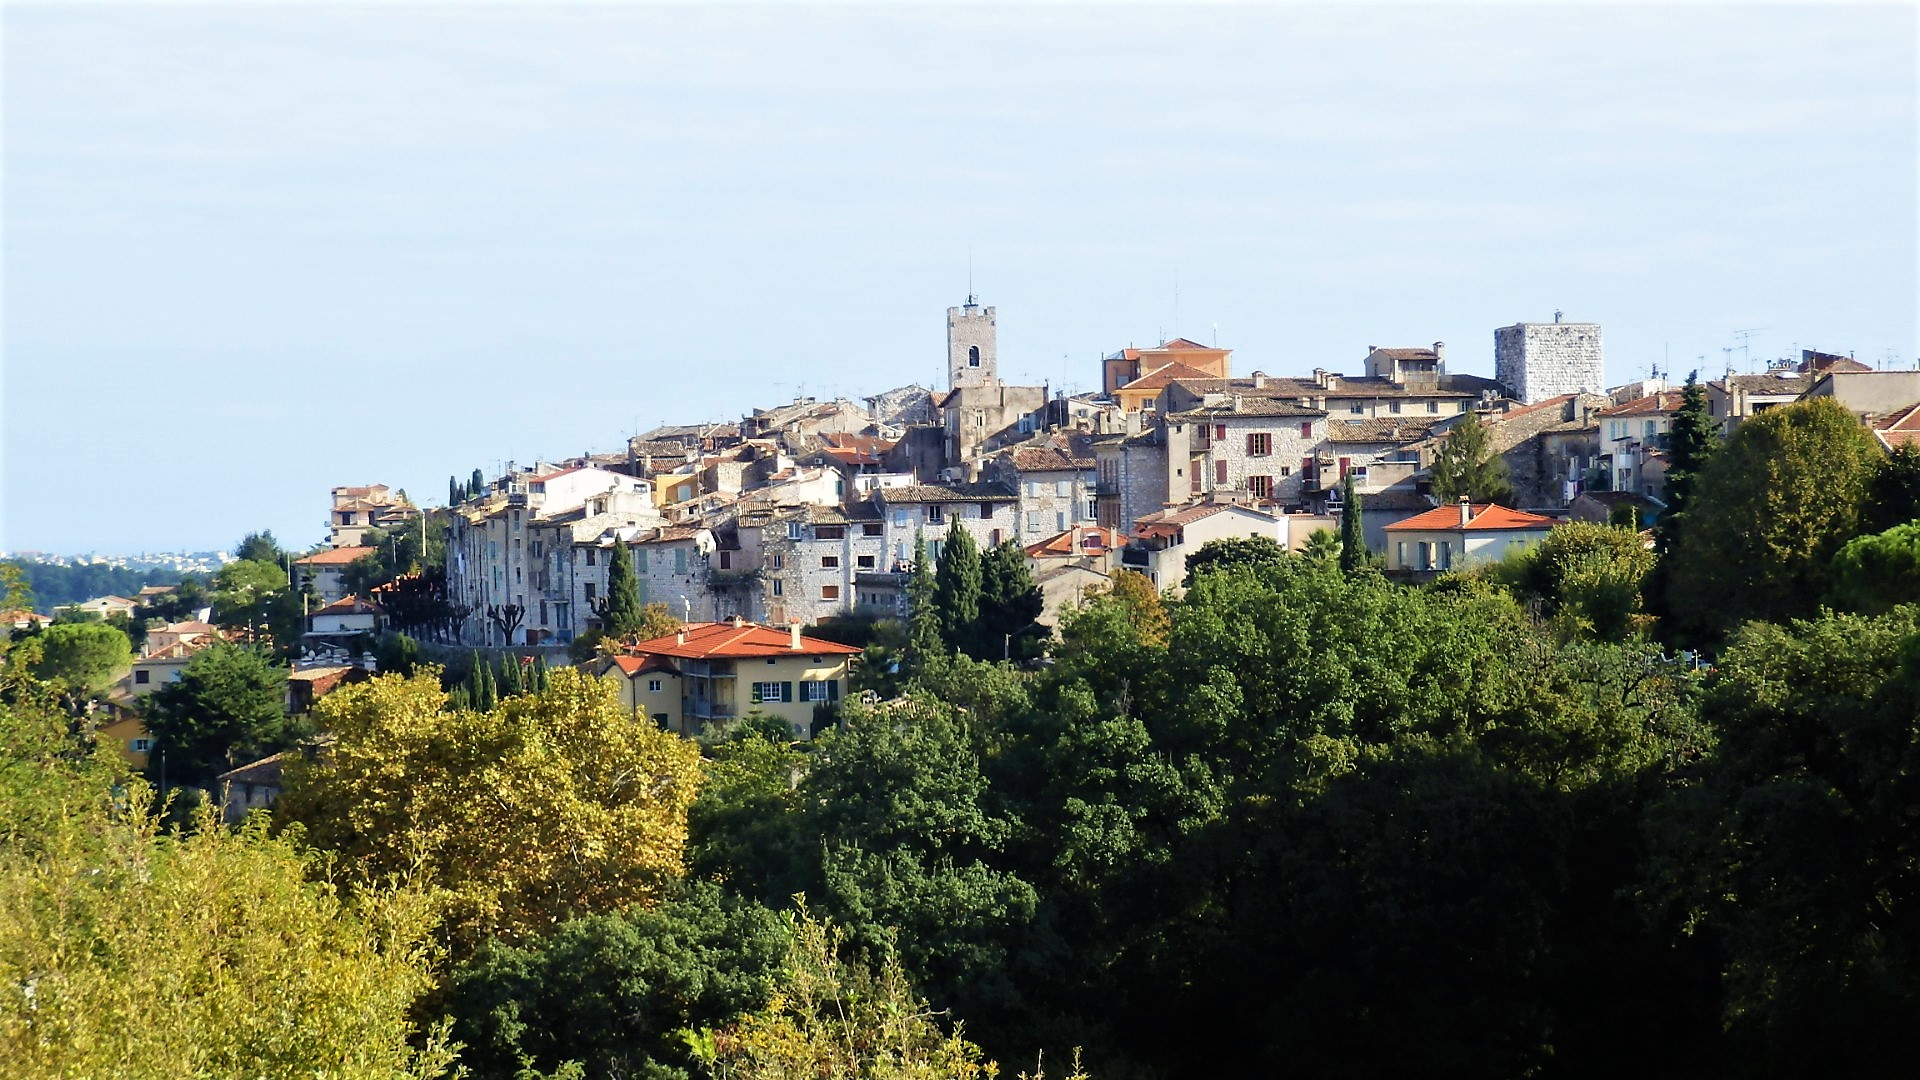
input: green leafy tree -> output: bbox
[907,529,943,669]
[600,540,646,639]
[1182,536,1289,585]
[980,542,1046,661]
[1665,397,1883,639]
[1339,473,1369,573]
[935,523,985,658]
[0,698,452,1078]
[1864,443,1920,533]
[211,558,291,637]
[1647,607,1920,1074]
[1514,521,1656,640]
[1300,528,1342,564]
[232,530,286,565]
[142,642,294,783]
[448,881,790,1080]
[1429,410,1514,504]
[1827,521,1920,614]
[30,621,132,710]
[0,563,31,612]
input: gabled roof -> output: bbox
[878,481,1017,504]
[1119,361,1223,393]
[1384,503,1559,532]
[217,752,289,786]
[1170,398,1325,419]
[296,546,375,566]
[1324,417,1445,444]
[312,595,380,617]
[1711,373,1811,396]
[605,653,681,678]
[1371,346,1441,360]
[1155,337,1214,351]
[1024,526,1122,558]
[626,620,862,660]
[1131,502,1276,539]
[1597,390,1685,418]
[1873,401,1920,452]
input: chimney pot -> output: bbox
[1458,495,1472,527]
[790,623,802,650]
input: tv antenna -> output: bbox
[1733,327,1768,372]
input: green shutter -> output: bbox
[828,679,841,702]
[781,681,793,703]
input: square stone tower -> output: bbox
[947,299,997,390]
[1495,315,1604,404]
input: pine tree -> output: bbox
[933,522,983,657]
[979,541,1045,661]
[1339,473,1368,574]
[1429,411,1514,505]
[600,541,645,640]
[906,529,943,668]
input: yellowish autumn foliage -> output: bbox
[279,667,704,955]
[0,697,450,1078]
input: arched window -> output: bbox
[968,346,980,367]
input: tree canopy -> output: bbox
[142,641,294,783]
[1429,410,1515,504]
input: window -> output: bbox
[856,554,876,569]
[1645,420,1658,438]
[531,541,543,558]
[968,345,980,367]
[751,681,793,704]
[801,679,841,703]
[893,509,909,526]
[674,549,687,574]
[1349,402,1365,414]
[134,669,150,685]
[1389,400,1402,414]
[719,550,732,570]
[1246,432,1272,456]
[787,522,803,540]
[1299,422,1313,438]
[862,522,883,537]
[1026,511,1042,533]
[648,679,663,693]
[585,548,596,567]
[1426,401,1439,414]
[1057,511,1068,531]
[815,524,846,540]
[1056,479,1072,497]
[131,738,153,753]
[822,585,840,600]
[1215,424,1227,441]
[585,583,597,605]
[1084,498,1098,520]
[771,554,785,570]
[634,547,647,570]
[1215,460,1228,486]
[1248,475,1273,499]
[822,555,840,568]
[772,578,784,596]
[928,505,945,524]
[1279,465,1292,477]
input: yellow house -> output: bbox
[97,712,154,771]
[598,618,861,739]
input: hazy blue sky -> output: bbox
[4,1,1914,554]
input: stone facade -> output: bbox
[1167,401,1327,509]
[1494,319,1605,404]
[948,301,997,390]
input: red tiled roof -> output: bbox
[1154,337,1215,351]
[606,653,680,677]
[1121,361,1221,393]
[627,620,862,660]
[1024,527,1122,558]
[1873,402,1920,451]
[1372,347,1440,360]
[1597,391,1685,418]
[1384,503,1559,532]
[296,546,374,566]
[312,595,380,616]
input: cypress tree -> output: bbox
[906,529,943,668]
[601,541,644,640]
[980,541,1045,661]
[498,653,523,697]
[1655,371,1717,554]
[1339,473,1367,574]
[470,469,486,500]
[933,522,983,657]
[529,655,549,693]
[448,476,461,507]
[477,654,497,711]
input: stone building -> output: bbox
[1164,396,1328,509]
[1494,315,1605,404]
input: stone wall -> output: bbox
[1495,322,1604,404]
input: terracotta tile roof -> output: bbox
[1155,337,1214,351]
[1598,391,1685,418]
[1801,350,1873,374]
[879,481,1017,504]
[1024,526,1122,558]
[160,620,218,634]
[1130,502,1254,537]
[1384,503,1559,532]
[1009,445,1095,472]
[140,639,208,661]
[1324,417,1445,444]
[217,752,289,786]
[1120,361,1224,393]
[1713,373,1811,396]
[1170,398,1325,419]
[288,665,353,684]
[312,595,380,617]
[606,653,680,677]
[1372,347,1440,360]
[626,620,862,660]
[1873,402,1920,451]
[296,546,375,566]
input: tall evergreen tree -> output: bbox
[906,529,943,668]
[1656,371,1718,554]
[470,469,486,500]
[1339,473,1368,574]
[448,476,462,507]
[933,522,983,657]
[529,654,550,693]
[498,653,524,698]
[600,541,645,640]
[979,542,1046,661]
[1429,411,1514,504]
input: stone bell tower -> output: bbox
[947,297,997,391]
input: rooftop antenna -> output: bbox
[1173,271,1180,338]
[1734,327,1767,372]
[967,248,975,307]
[1721,347,1735,378]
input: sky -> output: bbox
[4,0,1915,555]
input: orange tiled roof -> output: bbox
[1024,527,1122,558]
[1120,361,1221,393]
[627,620,862,660]
[607,653,681,677]
[1384,503,1558,532]
[296,546,374,566]
[311,595,380,616]
[1597,391,1685,418]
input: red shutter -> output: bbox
[1215,424,1227,441]
[1339,457,1351,477]
[1215,460,1228,486]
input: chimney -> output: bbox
[676,629,686,645]
[966,459,981,483]
[1251,371,1267,389]
[732,613,746,629]
[1432,342,1446,366]
[789,623,802,650]
[1458,495,1472,527]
